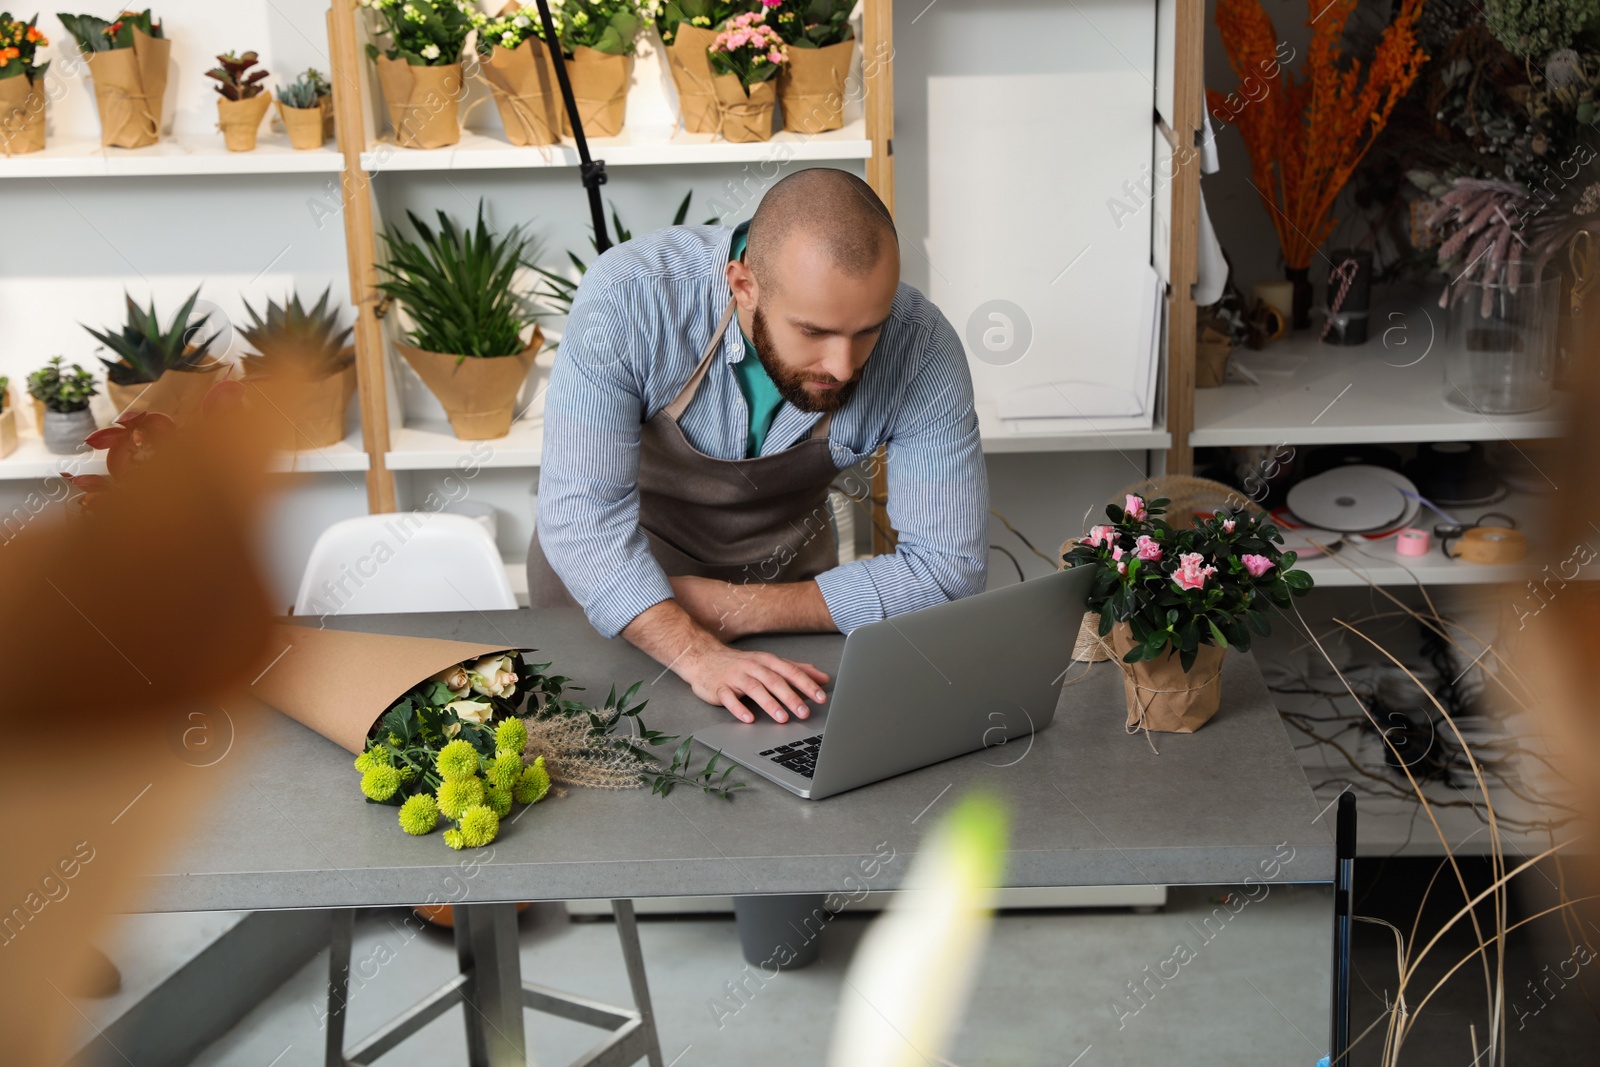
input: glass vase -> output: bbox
[1444,268,1558,415]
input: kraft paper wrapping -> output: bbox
[663,24,720,133]
[375,56,463,149]
[560,47,631,138]
[85,28,170,148]
[318,91,335,139]
[254,359,357,451]
[0,407,16,459]
[277,100,325,149]
[777,39,852,134]
[711,73,776,143]
[482,36,561,146]
[0,76,46,155]
[1108,623,1225,734]
[253,626,528,755]
[396,327,542,440]
[216,93,272,152]
[106,363,229,421]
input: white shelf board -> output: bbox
[360,120,872,172]
[269,427,371,474]
[0,425,367,479]
[1192,323,1567,449]
[977,402,1169,453]
[386,417,542,470]
[0,134,344,179]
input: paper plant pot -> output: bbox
[778,39,853,134]
[107,363,230,422]
[560,48,631,138]
[712,73,776,143]
[85,27,171,148]
[289,361,358,450]
[663,24,720,133]
[397,328,542,440]
[42,408,96,456]
[1108,623,1225,734]
[375,56,463,149]
[482,36,561,146]
[277,100,325,149]
[217,93,272,152]
[0,76,46,155]
[318,91,335,140]
[253,625,531,754]
[0,406,17,459]
[30,396,45,435]
[1196,327,1231,388]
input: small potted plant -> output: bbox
[1063,496,1314,735]
[361,0,482,149]
[770,0,853,133]
[86,289,225,420]
[377,204,544,440]
[658,2,755,133]
[475,5,562,147]
[57,9,169,148]
[556,0,649,138]
[207,50,270,151]
[26,357,99,455]
[239,287,357,450]
[274,67,329,149]
[0,374,16,458]
[707,9,786,142]
[0,12,51,154]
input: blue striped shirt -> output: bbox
[536,225,989,638]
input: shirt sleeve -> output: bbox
[813,311,989,633]
[536,278,675,638]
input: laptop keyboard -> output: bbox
[758,734,822,779]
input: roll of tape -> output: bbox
[1395,528,1431,557]
[1446,526,1527,565]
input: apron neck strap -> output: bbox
[663,298,737,423]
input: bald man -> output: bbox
[529,168,989,724]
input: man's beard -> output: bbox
[750,304,860,414]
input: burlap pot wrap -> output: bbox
[778,38,852,134]
[0,76,46,155]
[375,56,463,149]
[560,47,631,138]
[1107,622,1225,734]
[85,28,170,148]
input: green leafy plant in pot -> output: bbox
[657,1,760,133]
[239,287,356,450]
[554,0,650,137]
[768,0,855,133]
[0,12,52,155]
[1063,495,1314,734]
[361,0,482,149]
[57,9,170,148]
[208,50,271,151]
[26,356,99,455]
[377,203,544,440]
[86,288,225,421]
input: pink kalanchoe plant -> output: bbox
[1062,499,1314,672]
[707,9,788,86]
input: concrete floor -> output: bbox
[183,885,1333,1067]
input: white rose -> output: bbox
[468,654,519,698]
[432,664,472,696]
[514,14,531,27]
[444,721,461,738]
[447,699,493,725]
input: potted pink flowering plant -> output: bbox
[1062,495,1313,734]
[706,8,787,142]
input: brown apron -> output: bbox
[527,300,841,611]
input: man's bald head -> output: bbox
[744,168,897,289]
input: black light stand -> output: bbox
[532,0,611,253]
[1330,792,1356,1065]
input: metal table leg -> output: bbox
[325,910,354,1067]
[612,900,665,1067]
[460,902,528,1066]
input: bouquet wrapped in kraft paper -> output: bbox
[86,28,171,149]
[396,331,540,440]
[375,56,464,149]
[561,47,632,138]
[480,36,563,146]
[663,23,721,133]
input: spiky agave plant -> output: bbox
[86,289,219,386]
[376,202,541,360]
[238,287,354,381]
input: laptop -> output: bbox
[692,566,1095,799]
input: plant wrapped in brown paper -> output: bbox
[476,5,562,146]
[58,9,170,149]
[86,288,228,421]
[707,9,786,142]
[769,0,853,133]
[273,68,330,149]
[239,287,356,450]
[207,50,270,151]
[0,12,50,155]
[378,203,545,440]
[554,0,648,138]
[658,2,757,133]
[361,0,481,149]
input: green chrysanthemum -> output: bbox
[437,775,485,820]
[354,747,389,773]
[398,764,417,783]
[398,793,439,835]
[494,717,528,755]
[443,828,465,850]
[457,804,499,848]
[486,751,522,790]
[484,784,513,817]
[360,765,402,802]
[436,738,480,781]
[513,756,550,805]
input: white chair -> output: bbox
[293,512,515,616]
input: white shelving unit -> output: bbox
[0,135,343,178]
[977,402,1171,454]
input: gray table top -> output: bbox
[148,610,1333,913]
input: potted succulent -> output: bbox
[475,5,562,147]
[86,289,225,421]
[0,374,16,458]
[706,9,786,143]
[275,67,329,149]
[239,287,357,450]
[0,12,51,154]
[1063,496,1314,735]
[361,0,483,149]
[26,357,99,455]
[555,0,649,138]
[770,0,853,133]
[658,1,756,133]
[207,50,270,151]
[377,204,544,440]
[57,9,169,148]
